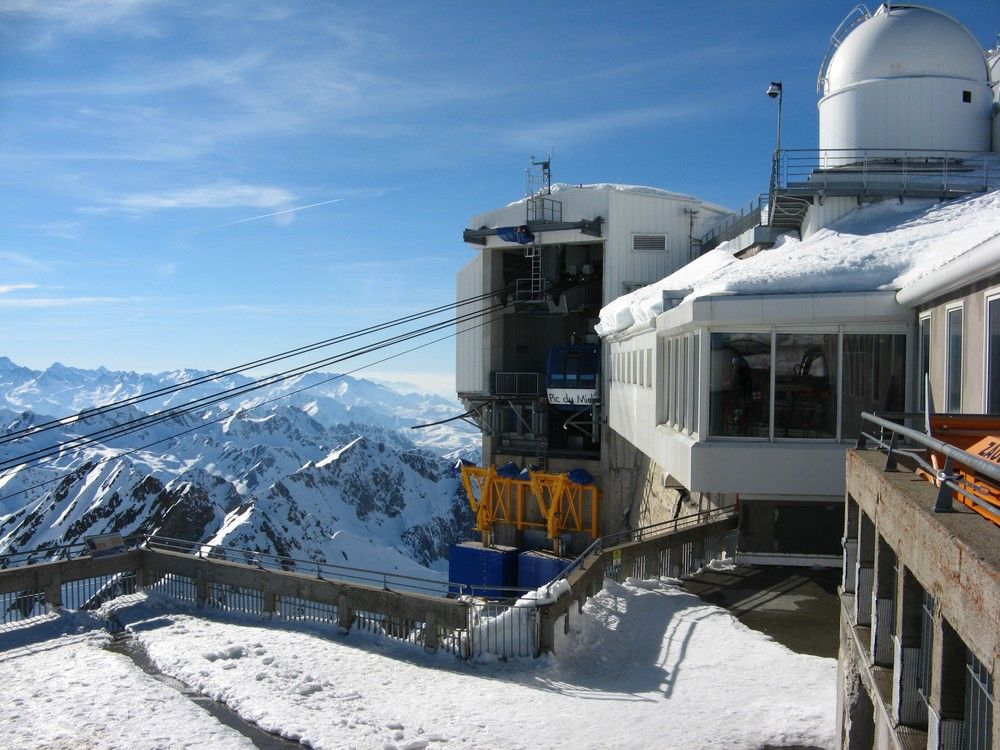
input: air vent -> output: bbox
[633,234,666,252]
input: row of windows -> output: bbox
[661,333,699,433]
[709,330,905,440]
[919,296,1000,415]
[611,328,906,441]
[610,348,653,388]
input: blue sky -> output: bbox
[2,0,998,395]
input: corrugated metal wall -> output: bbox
[456,254,487,395]
[603,192,728,306]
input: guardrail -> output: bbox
[776,148,998,195]
[856,411,1000,520]
[0,507,738,659]
[699,194,768,251]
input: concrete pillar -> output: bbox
[262,590,277,618]
[196,570,208,609]
[337,593,354,634]
[928,617,966,750]
[537,607,557,655]
[44,574,62,611]
[871,537,896,666]
[842,496,859,594]
[423,613,439,654]
[893,567,928,727]
[855,512,875,626]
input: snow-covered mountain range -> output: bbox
[0,357,479,578]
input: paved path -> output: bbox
[681,565,841,659]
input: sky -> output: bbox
[1,1,999,396]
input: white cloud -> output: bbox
[500,103,713,148]
[0,252,50,271]
[89,181,297,214]
[0,283,39,293]
[0,295,144,308]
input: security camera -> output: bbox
[766,82,782,98]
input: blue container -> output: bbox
[517,550,571,590]
[448,542,519,599]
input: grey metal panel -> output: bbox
[456,255,486,394]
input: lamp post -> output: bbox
[766,81,783,223]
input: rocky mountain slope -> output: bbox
[0,358,479,578]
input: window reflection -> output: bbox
[710,333,771,437]
[841,333,906,438]
[774,334,838,438]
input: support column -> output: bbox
[871,536,896,667]
[44,574,62,611]
[855,512,875,627]
[423,613,439,654]
[893,567,928,727]
[928,617,966,750]
[337,593,354,634]
[842,496,859,594]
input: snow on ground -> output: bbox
[0,577,835,749]
[0,612,251,750]
[597,190,1000,337]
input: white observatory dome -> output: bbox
[818,3,992,155]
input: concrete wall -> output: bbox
[838,449,1000,748]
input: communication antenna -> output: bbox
[525,153,553,196]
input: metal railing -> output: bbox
[144,535,456,597]
[552,504,738,587]
[1,506,738,658]
[775,148,998,196]
[698,193,768,251]
[856,412,1000,520]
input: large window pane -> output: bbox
[841,334,907,438]
[918,316,930,412]
[710,332,771,437]
[947,308,963,412]
[692,333,700,433]
[988,300,1000,414]
[774,333,838,438]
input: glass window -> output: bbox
[691,333,700,433]
[947,307,963,412]
[841,334,907,438]
[774,333,838,438]
[988,299,1000,413]
[680,337,689,430]
[918,316,930,412]
[710,332,771,437]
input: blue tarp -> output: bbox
[496,461,521,479]
[568,468,595,486]
[497,226,535,245]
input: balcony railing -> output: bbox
[775,148,999,197]
[856,412,1000,525]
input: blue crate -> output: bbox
[448,542,519,599]
[517,550,570,590]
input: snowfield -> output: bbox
[0,577,836,749]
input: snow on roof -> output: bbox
[506,182,730,214]
[597,190,1000,337]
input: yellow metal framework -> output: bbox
[459,465,601,546]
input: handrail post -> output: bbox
[934,456,957,513]
[884,432,898,472]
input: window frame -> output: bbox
[946,303,964,413]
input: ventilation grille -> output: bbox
[633,234,666,252]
